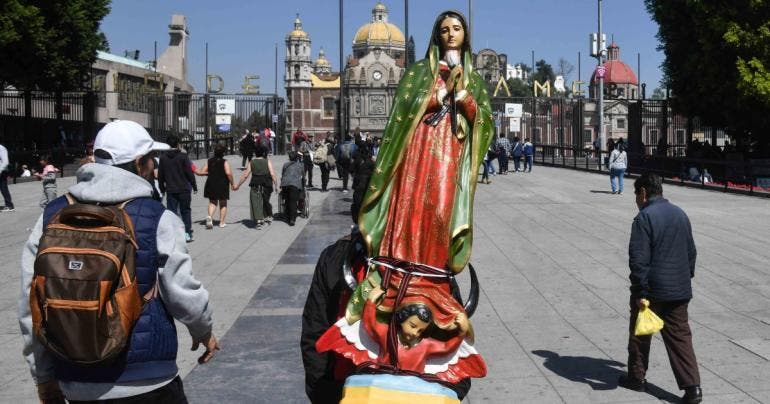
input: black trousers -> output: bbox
[338,161,351,190]
[69,376,188,403]
[319,164,330,191]
[512,156,522,172]
[0,171,13,209]
[283,186,300,223]
[166,192,192,234]
[241,151,252,168]
[627,297,700,389]
[303,159,314,186]
[498,153,509,173]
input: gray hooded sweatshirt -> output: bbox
[18,163,213,400]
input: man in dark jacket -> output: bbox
[334,135,357,193]
[619,173,701,404]
[350,142,375,223]
[158,135,197,242]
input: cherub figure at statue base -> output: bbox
[315,261,486,401]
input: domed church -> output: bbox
[589,42,639,100]
[284,2,406,139]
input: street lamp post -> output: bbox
[338,0,345,141]
[597,0,605,155]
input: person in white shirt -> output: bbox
[609,139,628,195]
[0,143,14,212]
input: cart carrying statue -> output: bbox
[309,9,494,404]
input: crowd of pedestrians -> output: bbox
[481,135,534,184]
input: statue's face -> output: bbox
[439,17,464,51]
[399,315,429,346]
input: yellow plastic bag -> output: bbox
[634,299,664,336]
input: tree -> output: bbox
[645,0,770,152]
[0,0,111,91]
[532,59,556,87]
[651,87,666,100]
[506,78,532,97]
[556,57,575,82]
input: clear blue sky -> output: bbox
[101,0,664,95]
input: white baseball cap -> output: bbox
[93,120,170,166]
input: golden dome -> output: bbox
[353,21,405,46]
[315,49,330,66]
[353,2,405,47]
[288,14,308,39]
[289,29,307,39]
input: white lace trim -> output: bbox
[334,317,479,374]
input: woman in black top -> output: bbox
[195,144,234,228]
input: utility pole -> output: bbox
[597,0,605,153]
[204,42,210,142]
[338,0,345,141]
[468,0,473,42]
[274,43,278,95]
[404,0,409,69]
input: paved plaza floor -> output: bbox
[1,157,769,403]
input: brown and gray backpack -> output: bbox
[29,195,153,365]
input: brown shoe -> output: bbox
[682,386,702,404]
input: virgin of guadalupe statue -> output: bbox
[315,12,492,401]
[358,10,494,274]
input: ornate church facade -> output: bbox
[284,2,406,139]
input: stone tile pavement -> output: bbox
[1,158,769,403]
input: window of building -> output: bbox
[584,129,593,142]
[617,118,626,129]
[294,64,300,80]
[676,129,685,145]
[294,44,299,55]
[322,97,335,119]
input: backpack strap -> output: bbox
[142,272,159,302]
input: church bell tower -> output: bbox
[285,14,312,89]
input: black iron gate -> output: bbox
[145,93,286,160]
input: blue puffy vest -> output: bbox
[43,196,179,383]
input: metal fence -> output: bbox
[529,144,770,196]
[486,97,768,195]
[0,90,285,173]
[489,97,730,158]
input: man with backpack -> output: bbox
[313,133,333,192]
[299,136,315,188]
[18,120,218,403]
[335,135,357,193]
